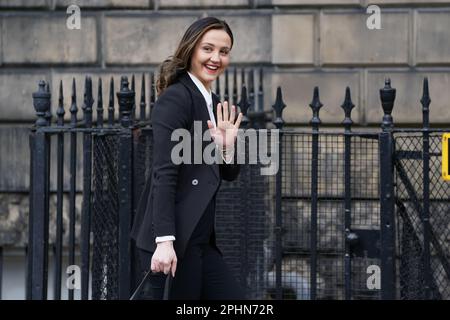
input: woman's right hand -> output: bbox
[151,241,177,277]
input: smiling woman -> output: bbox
[155,17,234,96]
[189,29,231,88]
[130,17,244,300]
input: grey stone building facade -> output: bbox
[1,0,449,299]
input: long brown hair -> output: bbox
[156,17,233,95]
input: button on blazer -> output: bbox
[131,71,240,259]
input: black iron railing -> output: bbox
[26,71,450,300]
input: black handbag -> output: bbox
[129,271,173,300]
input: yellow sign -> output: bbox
[443,134,450,181]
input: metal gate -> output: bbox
[392,80,450,299]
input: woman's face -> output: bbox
[189,29,232,90]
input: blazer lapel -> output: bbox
[179,72,220,180]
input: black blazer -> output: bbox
[131,71,240,259]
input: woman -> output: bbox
[130,17,244,300]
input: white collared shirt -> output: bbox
[187,71,216,128]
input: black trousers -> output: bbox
[138,243,244,300]
[137,192,244,300]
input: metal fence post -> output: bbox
[238,84,251,294]
[420,77,433,299]
[272,87,286,300]
[30,80,52,300]
[131,73,148,293]
[54,80,65,300]
[379,79,397,300]
[81,76,94,300]
[68,78,78,300]
[341,87,355,300]
[117,76,134,299]
[309,87,323,300]
[149,72,155,122]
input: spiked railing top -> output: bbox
[149,72,155,121]
[83,76,94,111]
[108,77,115,126]
[272,86,286,129]
[57,80,65,126]
[32,68,264,129]
[150,72,155,104]
[341,87,354,130]
[131,74,136,119]
[232,68,238,106]
[249,69,254,92]
[224,69,229,102]
[97,78,104,127]
[44,82,52,123]
[309,86,323,128]
[140,74,146,121]
[82,76,94,127]
[215,76,221,101]
[248,69,254,110]
[258,68,264,112]
[33,80,51,127]
[421,77,431,129]
[70,78,78,125]
[238,85,250,127]
[149,71,155,96]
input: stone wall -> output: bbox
[1,1,450,125]
[0,193,83,247]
